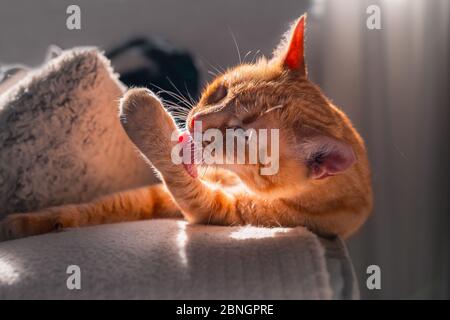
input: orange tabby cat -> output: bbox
[0,14,372,241]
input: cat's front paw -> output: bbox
[120,88,163,128]
[119,88,178,162]
[0,213,62,241]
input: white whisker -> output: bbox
[199,56,225,75]
[228,26,242,64]
[243,50,252,63]
[265,104,284,114]
[251,50,261,64]
[152,84,194,109]
[166,77,195,108]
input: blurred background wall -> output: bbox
[0,0,448,299]
[307,0,449,299]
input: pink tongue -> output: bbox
[178,132,198,178]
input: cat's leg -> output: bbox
[0,184,181,241]
[119,88,299,227]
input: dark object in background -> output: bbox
[107,38,199,125]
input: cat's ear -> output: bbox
[273,14,307,76]
[300,135,356,179]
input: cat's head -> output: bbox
[186,14,361,198]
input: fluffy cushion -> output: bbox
[0,48,155,218]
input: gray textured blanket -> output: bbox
[0,219,358,299]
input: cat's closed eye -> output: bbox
[242,113,259,125]
[206,84,228,105]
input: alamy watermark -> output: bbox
[66,5,81,30]
[366,5,381,30]
[366,264,381,290]
[66,265,81,290]
[171,121,280,175]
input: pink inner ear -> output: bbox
[285,15,306,72]
[309,138,356,180]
